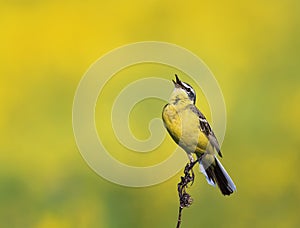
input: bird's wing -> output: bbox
[188,104,223,157]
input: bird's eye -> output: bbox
[186,88,190,92]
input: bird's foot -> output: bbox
[183,159,199,186]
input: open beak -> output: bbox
[172,74,182,87]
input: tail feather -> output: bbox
[199,162,216,186]
[200,156,236,196]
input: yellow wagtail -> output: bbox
[162,74,236,195]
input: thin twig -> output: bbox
[176,159,199,228]
[176,207,183,228]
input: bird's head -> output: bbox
[171,74,196,105]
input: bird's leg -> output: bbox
[183,162,194,186]
[184,154,199,186]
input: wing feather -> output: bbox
[188,104,223,157]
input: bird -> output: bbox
[162,74,236,195]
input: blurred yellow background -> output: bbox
[1,0,300,227]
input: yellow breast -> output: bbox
[162,104,209,154]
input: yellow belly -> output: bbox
[162,104,209,154]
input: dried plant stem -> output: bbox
[176,159,199,228]
[176,207,183,228]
